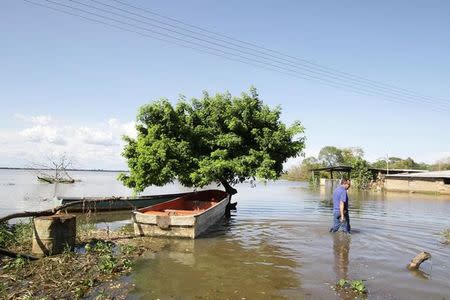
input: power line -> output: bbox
[21,0,366,88]
[46,0,443,108]
[65,0,448,110]
[84,0,450,109]
[108,0,450,108]
[27,0,448,111]
[20,0,450,111]
[21,0,450,111]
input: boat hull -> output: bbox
[133,190,229,239]
[54,192,191,212]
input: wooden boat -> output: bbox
[54,191,191,212]
[133,189,229,239]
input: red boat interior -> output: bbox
[140,190,228,216]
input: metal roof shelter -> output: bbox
[310,166,352,180]
[385,170,450,180]
[311,165,428,179]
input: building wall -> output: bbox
[384,178,450,194]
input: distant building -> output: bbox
[384,171,450,195]
[311,165,426,180]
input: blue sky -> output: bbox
[1,0,449,169]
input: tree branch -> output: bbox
[0,248,39,260]
[407,251,431,270]
[0,198,134,223]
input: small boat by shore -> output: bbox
[54,191,191,212]
[133,189,229,239]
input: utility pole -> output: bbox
[386,154,389,175]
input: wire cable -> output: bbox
[84,0,450,109]
[109,0,450,107]
[21,0,450,112]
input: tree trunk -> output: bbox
[220,179,237,195]
[0,248,39,260]
[220,179,237,216]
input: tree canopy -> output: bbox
[371,156,430,170]
[285,146,372,189]
[318,146,344,167]
[119,88,306,194]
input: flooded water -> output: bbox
[1,169,449,299]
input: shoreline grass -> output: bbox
[0,218,168,299]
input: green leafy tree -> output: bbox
[371,158,388,169]
[350,157,373,190]
[318,146,344,167]
[432,157,450,171]
[119,88,306,196]
[341,147,364,165]
[283,157,322,181]
[372,157,430,170]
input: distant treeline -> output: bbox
[0,167,128,173]
[283,146,450,182]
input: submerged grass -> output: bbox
[334,278,368,299]
[441,228,450,244]
[0,217,168,299]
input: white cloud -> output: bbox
[108,118,120,128]
[20,125,67,145]
[14,114,53,125]
[31,115,53,126]
[77,127,116,146]
[2,114,138,169]
[122,121,137,139]
[108,118,137,139]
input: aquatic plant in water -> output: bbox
[441,228,450,244]
[337,278,367,294]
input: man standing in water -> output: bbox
[330,178,351,233]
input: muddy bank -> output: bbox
[0,221,170,299]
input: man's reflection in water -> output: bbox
[333,233,351,280]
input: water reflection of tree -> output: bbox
[131,237,302,299]
[333,233,351,281]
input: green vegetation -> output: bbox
[282,157,322,181]
[0,222,13,247]
[336,278,367,294]
[431,157,450,171]
[318,146,346,167]
[119,87,305,194]
[350,157,373,190]
[441,228,450,244]
[0,220,172,299]
[372,156,450,171]
[3,255,28,271]
[0,282,6,299]
[371,156,429,170]
[0,220,33,251]
[283,146,368,184]
[283,145,450,190]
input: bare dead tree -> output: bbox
[30,153,76,183]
